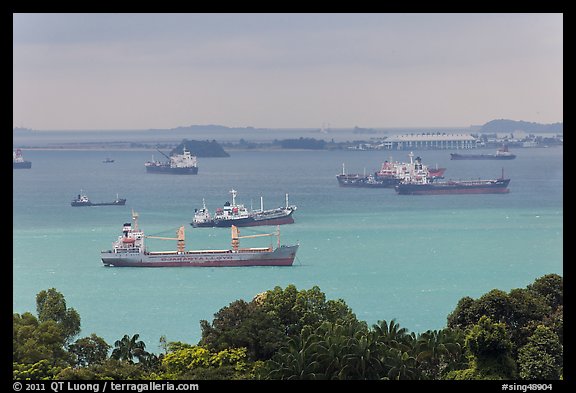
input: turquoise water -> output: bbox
[13,147,563,353]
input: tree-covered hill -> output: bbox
[480,119,563,134]
[170,139,230,157]
[13,274,562,380]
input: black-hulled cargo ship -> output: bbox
[145,147,198,174]
[395,169,510,195]
[71,191,126,206]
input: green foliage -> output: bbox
[199,299,286,361]
[111,334,149,364]
[173,139,230,157]
[13,276,562,381]
[445,367,505,380]
[13,360,61,380]
[266,319,467,380]
[527,273,563,310]
[455,316,516,380]
[161,346,253,380]
[446,275,561,363]
[54,359,146,380]
[279,137,326,149]
[36,288,81,344]
[259,285,359,336]
[69,334,111,367]
[200,285,359,362]
[14,289,83,369]
[518,325,562,380]
[13,313,73,367]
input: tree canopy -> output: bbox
[13,275,562,380]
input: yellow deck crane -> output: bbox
[231,225,280,252]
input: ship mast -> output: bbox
[132,209,139,231]
[230,189,237,207]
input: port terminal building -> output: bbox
[381,133,479,150]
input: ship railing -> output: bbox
[237,247,273,253]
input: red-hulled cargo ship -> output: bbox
[101,210,298,267]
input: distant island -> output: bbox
[13,119,562,152]
[479,119,563,134]
[171,139,230,157]
[149,124,261,133]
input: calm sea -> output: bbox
[13,146,563,352]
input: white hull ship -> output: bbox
[13,149,32,169]
[101,210,298,267]
[145,147,198,174]
[192,190,297,228]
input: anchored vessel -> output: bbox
[145,147,198,174]
[71,191,126,206]
[101,210,299,267]
[450,145,516,160]
[13,149,32,169]
[395,169,510,195]
[192,189,297,228]
[337,152,445,188]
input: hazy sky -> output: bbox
[13,13,563,130]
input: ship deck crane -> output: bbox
[231,225,280,251]
[146,226,186,252]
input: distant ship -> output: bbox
[71,191,126,206]
[101,210,299,267]
[337,152,446,188]
[192,189,297,227]
[103,157,115,163]
[145,147,198,174]
[450,145,516,160]
[13,149,32,169]
[395,169,511,195]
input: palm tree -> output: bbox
[266,333,323,379]
[372,319,413,350]
[111,334,148,364]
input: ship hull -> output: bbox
[336,175,400,188]
[395,179,510,195]
[101,245,298,267]
[450,154,516,160]
[193,211,295,228]
[145,166,198,174]
[71,199,126,207]
[13,161,32,169]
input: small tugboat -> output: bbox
[101,210,299,267]
[192,190,297,227]
[145,147,198,174]
[13,149,32,169]
[71,191,126,206]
